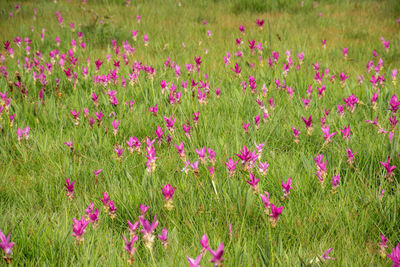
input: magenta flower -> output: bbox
[208,242,225,265]
[115,145,123,161]
[164,114,175,133]
[321,248,335,261]
[321,126,336,144]
[331,174,340,192]
[256,18,265,28]
[343,94,359,112]
[0,229,15,262]
[155,126,164,144]
[231,63,241,75]
[174,142,185,160]
[161,184,176,210]
[72,216,90,243]
[302,115,313,135]
[341,126,351,140]
[101,192,110,209]
[200,234,209,253]
[158,228,168,247]
[195,147,206,164]
[108,201,117,219]
[388,243,400,266]
[140,214,159,250]
[64,141,73,151]
[112,120,119,136]
[127,220,139,238]
[208,148,217,165]
[71,109,81,125]
[92,169,102,177]
[346,148,356,166]
[225,158,238,177]
[149,104,158,115]
[246,173,260,194]
[139,203,149,216]
[379,234,388,257]
[122,235,138,264]
[261,192,270,215]
[187,253,203,267]
[342,47,348,58]
[126,136,141,153]
[390,94,400,114]
[182,122,191,139]
[258,161,269,176]
[282,177,292,199]
[65,178,75,200]
[242,122,250,133]
[269,203,284,227]
[86,203,99,226]
[380,157,396,182]
[292,127,300,143]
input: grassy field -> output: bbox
[1,0,400,265]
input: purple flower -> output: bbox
[122,235,138,263]
[282,177,292,198]
[161,184,176,210]
[388,243,400,266]
[208,242,224,265]
[246,173,260,194]
[158,228,168,247]
[72,216,90,243]
[225,158,239,177]
[187,253,203,267]
[65,178,75,200]
[380,157,396,182]
[140,214,159,250]
[269,204,284,227]
[0,229,15,259]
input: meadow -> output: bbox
[1,0,400,265]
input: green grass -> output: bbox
[0,0,400,265]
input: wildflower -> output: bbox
[208,148,217,165]
[155,126,164,144]
[292,127,300,143]
[158,228,168,247]
[174,142,185,160]
[269,204,283,227]
[0,229,15,263]
[282,177,292,199]
[123,235,138,264]
[302,116,313,135]
[161,184,176,210]
[321,126,336,144]
[246,173,260,194]
[208,242,225,266]
[182,122,191,139]
[379,234,388,257]
[139,204,149,217]
[65,178,75,200]
[85,203,99,227]
[101,192,110,210]
[200,234,209,253]
[72,217,90,244]
[126,136,141,154]
[140,214,159,251]
[195,147,207,164]
[149,104,158,115]
[187,253,203,267]
[346,148,356,167]
[261,192,270,215]
[387,243,400,266]
[225,158,238,177]
[112,120,119,136]
[108,201,117,219]
[115,145,123,161]
[380,157,396,182]
[331,174,340,193]
[258,161,269,176]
